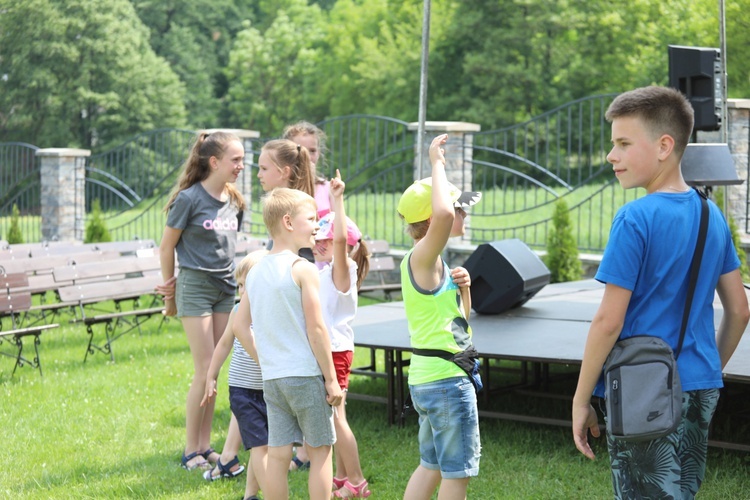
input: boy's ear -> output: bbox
[282,213,293,231]
[658,134,675,161]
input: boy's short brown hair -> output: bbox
[262,187,317,238]
[605,86,694,159]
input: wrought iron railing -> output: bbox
[0,95,656,253]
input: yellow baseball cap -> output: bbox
[397,177,482,224]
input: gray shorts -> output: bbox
[176,268,235,317]
[263,376,335,448]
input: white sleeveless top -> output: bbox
[245,250,322,381]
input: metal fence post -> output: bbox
[37,148,90,242]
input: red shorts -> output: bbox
[332,350,353,389]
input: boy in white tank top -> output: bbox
[233,187,342,500]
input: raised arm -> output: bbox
[293,260,343,407]
[329,169,351,293]
[410,134,456,277]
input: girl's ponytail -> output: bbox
[350,239,370,290]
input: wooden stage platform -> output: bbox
[351,279,750,451]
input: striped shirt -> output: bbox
[228,337,263,390]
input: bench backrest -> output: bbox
[53,255,161,283]
[0,250,121,276]
[0,291,33,316]
[57,274,163,304]
[367,239,390,255]
[1,273,32,326]
[91,239,157,255]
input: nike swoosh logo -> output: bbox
[647,411,663,422]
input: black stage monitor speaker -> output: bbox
[668,45,722,132]
[464,238,551,315]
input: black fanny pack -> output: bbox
[413,345,483,394]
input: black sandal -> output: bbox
[202,455,245,481]
[200,447,221,464]
[181,451,210,471]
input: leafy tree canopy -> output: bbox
[0,0,187,149]
[2,0,749,147]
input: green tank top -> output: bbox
[400,249,472,385]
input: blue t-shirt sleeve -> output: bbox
[720,218,741,275]
[166,191,191,230]
[595,211,644,291]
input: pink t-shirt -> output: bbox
[315,181,332,218]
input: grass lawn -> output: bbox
[2,297,750,498]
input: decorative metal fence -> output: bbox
[85,128,196,242]
[1,95,658,252]
[0,142,41,242]
[465,94,643,252]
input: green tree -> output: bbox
[225,1,327,132]
[0,0,187,149]
[7,204,24,245]
[84,199,112,244]
[546,198,582,283]
[130,0,258,128]
[429,0,718,128]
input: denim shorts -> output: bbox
[229,386,269,450]
[263,376,335,448]
[175,268,235,317]
[409,376,481,479]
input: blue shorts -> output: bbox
[229,386,268,449]
[176,268,235,317]
[409,376,481,479]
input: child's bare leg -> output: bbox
[403,465,441,500]
[206,414,243,479]
[290,439,310,470]
[182,316,216,468]
[246,445,268,498]
[437,477,470,500]
[306,443,333,500]
[265,444,293,499]
[332,395,365,485]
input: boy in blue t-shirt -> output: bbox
[572,86,750,498]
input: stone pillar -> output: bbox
[697,99,750,233]
[205,128,260,233]
[37,148,90,242]
[408,121,481,191]
[408,122,481,246]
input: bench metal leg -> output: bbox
[8,334,42,377]
[84,322,115,363]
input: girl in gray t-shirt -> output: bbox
[156,130,247,472]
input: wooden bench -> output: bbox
[0,250,124,326]
[358,240,402,300]
[54,256,168,362]
[0,273,59,376]
[0,240,83,260]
